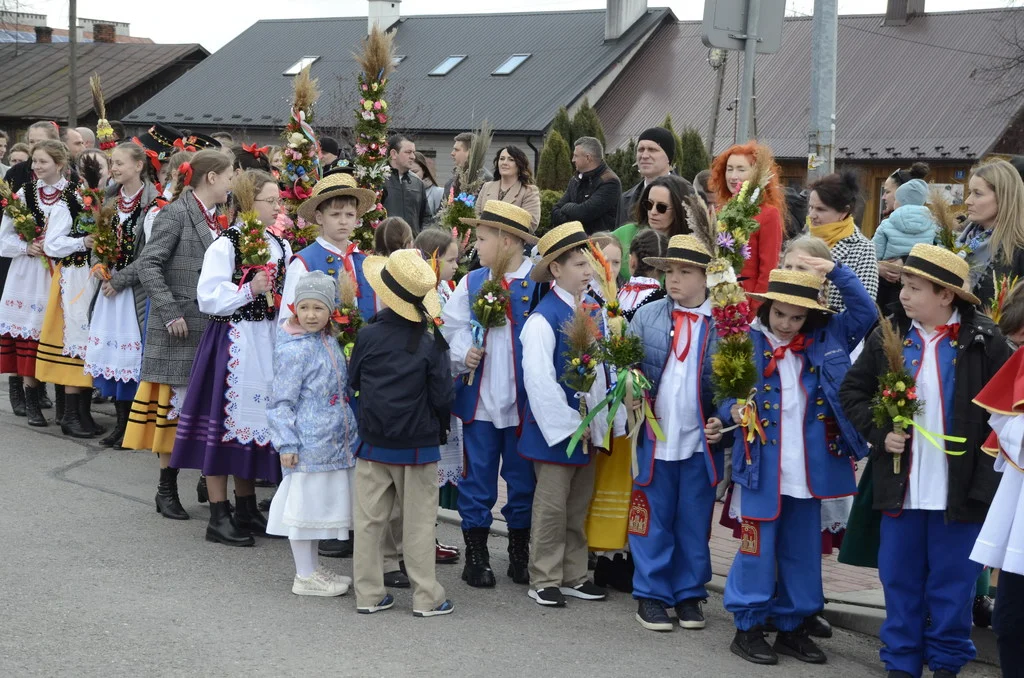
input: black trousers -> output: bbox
[995,569,1024,678]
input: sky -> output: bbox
[8,0,1023,51]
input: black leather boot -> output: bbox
[196,475,209,503]
[9,376,26,416]
[100,400,130,448]
[38,384,53,409]
[154,467,189,520]
[234,492,274,537]
[506,527,530,584]
[731,627,779,665]
[461,527,496,587]
[53,384,64,421]
[60,393,96,438]
[78,391,105,436]
[206,500,254,547]
[24,382,47,427]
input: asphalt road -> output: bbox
[0,401,1002,678]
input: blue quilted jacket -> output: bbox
[872,204,937,260]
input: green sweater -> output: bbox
[613,222,641,260]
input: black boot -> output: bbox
[774,625,827,664]
[804,612,833,638]
[78,391,105,436]
[100,400,130,448]
[154,467,190,520]
[506,527,530,584]
[973,594,994,628]
[24,383,47,427]
[38,384,52,409]
[53,384,64,422]
[9,376,26,416]
[60,393,96,438]
[234,492,275,537]
[196,475,209,503]
[731,627,779,665]
[461,527,496,587]
[206,500,254,547]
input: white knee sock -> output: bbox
[290,539,318,578]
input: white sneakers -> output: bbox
[292,568,350,597]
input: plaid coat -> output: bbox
[137,192,215,385]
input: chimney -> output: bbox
[34,25,52,43]
[606,0,647,41]
[368,0,401,35]
[93,22,116,43]
[883,0,925,26]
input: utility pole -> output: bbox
[706,48,728,156]
[736,0,760,143]
[67,0,78,127]
[807,0,838,182]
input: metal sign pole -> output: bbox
[807,0,838,181]
[736,0,760,143]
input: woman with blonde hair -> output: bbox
[959,159,1024,306]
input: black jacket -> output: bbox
[840,304,1013,522]
[382,169,429,233]
[551,162,621,234]
[348,309,453,449]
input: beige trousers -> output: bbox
[383,502,404,573]
[354,459,445,611]
[528,459,597,590]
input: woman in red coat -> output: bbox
[709,142,786,302]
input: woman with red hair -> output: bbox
[709,142,786,299]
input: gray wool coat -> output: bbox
[131,191,216,386]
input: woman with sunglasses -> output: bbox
[709,142,786,300]
[612,174,695,261]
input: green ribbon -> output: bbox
[566,367,665,458]
[892,415,966,456]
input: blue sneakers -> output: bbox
[357,593,395,614]
[413,599,455,618]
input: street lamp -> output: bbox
[706,49,728,156]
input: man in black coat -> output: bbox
[382,134,429,233]
[551,136,621,235]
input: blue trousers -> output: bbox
[458,421,535,530]
[879,510,982,677]
[629,456,714,606]
[724,495,823,632]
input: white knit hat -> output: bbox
[293,270,337,308]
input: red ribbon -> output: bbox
[671,310,699,362]
[342,242,360,297]
[143,148,161,176]
[173,138,197,152]
[763,334,813,378]
[937,322,960,342]
[242,143,270,159]
[179,161,193,187]
[238,263,278,297]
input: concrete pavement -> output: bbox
[0,399,1001,678]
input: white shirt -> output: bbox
[762,325,811,499]
[655,299,711,462]
[280,236,359,322]
[441,258,533,429]
[971,412,1024,574]
[197,229,290,316]
[0,180,71,258]
[520,283,624,447]
[905,311,959,511]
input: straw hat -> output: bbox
[363,250,442,323]
[531,221,591,283]
[644,234,711,271]
[901,243,981,306]
[460,200,538,244]
[748,269,834,313]
[297,172,377,223]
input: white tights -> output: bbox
[289,539,319,578]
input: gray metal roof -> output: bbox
[0,42,207,121]
[123,8,671,134]
[597,8,1024,161]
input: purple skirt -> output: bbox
[169,322,281,483]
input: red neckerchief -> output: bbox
[937,322,960,342]
[341,241,360,297]
[763,333,812,378]
[672,309,699,362]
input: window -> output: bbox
[393,55,406,65]
[283,56,320,76]
[429,55,466,76]
[492,54,530,76]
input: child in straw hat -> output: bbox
[969,279,1024,673]
[349,249,454,617]
[282,172,378,323]
[440,199,540,588]
[840,243,1013,678]
[519,221,624,608]
[723,257,876,665]
[625,234,727,632]
[266,271,357,597]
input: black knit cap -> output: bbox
[638,127,676,163]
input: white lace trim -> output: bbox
[57,267,91,359]
[222,324,272,446]
[0,320,42,340]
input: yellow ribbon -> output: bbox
[893,415,966,456]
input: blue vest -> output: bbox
[902,324,957,449]
[518,290,602,466]
[730,329,860,521]
[292,241,377,321]
[452,266,537,423]
[630,298,723,488]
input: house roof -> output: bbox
[123,8,672,134]
[0,42,208,122]
[597,8,1024,162]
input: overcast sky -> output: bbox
[11,0,1023,51]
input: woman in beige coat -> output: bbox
[475,145,541,230]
